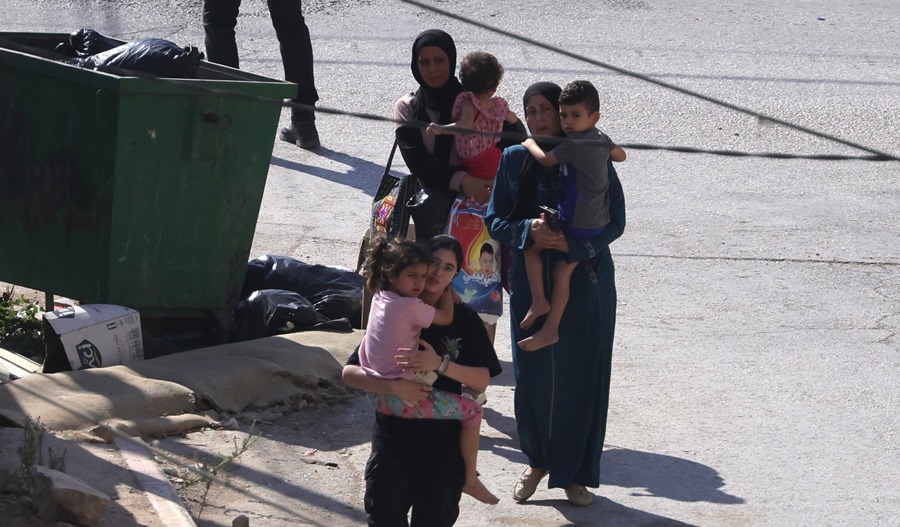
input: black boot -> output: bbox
[279,119,320,149]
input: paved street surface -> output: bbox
[2,1,898,526]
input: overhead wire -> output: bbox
[1,4,898,525]
[399,0,900,162]
[74,73,900,162]
[4,23,898,162]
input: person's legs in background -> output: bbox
[482,320,496,344]
[202,0,241,68]
[268,0,321,149]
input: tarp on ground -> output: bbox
[0,330,363,442]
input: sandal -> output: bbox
[512,467,548,503]
[565,484,594,507]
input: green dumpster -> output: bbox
[0,33,296,329]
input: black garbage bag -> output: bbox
[64,37,204,78]
[54,28,121,58]
[241,256,365,326]
[231,289,353,342]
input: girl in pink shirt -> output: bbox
[360,237,499,504]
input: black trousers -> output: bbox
[202,0,319,121]
[364,415,465,527]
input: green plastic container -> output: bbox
[0,33,296,326]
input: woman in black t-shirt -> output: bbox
[343,235,502,527]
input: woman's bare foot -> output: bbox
[517,329,559,352]
[463,477,500,505]
[519,299,550,330]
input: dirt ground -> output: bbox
[0,383,375,527]
[158,397,376,527]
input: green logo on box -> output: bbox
[76,340,102,369]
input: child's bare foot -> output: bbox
[463,478,500,505]
[517,329,559,352]
[519,299,550,330]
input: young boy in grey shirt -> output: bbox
[519,80,626,351]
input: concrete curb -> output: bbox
[114,437,197,527]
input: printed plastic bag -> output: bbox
[370,141,414,241]
[371,172,412,240]
[445,197,503,321]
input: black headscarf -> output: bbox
[508,81,564,221]
[522,81,563,148]
[522,81,562,114]
[410,29,463,162]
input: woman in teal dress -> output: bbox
[485,81,626,507]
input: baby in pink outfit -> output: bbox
[428,51,518,181]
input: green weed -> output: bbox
[0,286,44,358]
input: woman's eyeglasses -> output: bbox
[430,257,457,275]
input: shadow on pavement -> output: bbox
[481,406,525,465]
[522,495,700,526]
[487,358,515,388]
[600,447,744,504]
[271,149,388,195]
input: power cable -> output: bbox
[399,0,900,162]
[1,36,895,162]
[87,71,900,162]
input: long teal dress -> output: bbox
[485,144,625,489]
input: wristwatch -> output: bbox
[438,354,451,374]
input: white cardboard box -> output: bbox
[42,304,143,371]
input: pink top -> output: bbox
[451,91,510,161]
[359,291,436,380]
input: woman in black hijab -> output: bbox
[395,29,525,239]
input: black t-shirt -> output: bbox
[346,301,502,391]
[347,301,502,456]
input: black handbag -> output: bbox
[369,141,414,241]
[407,186,458,241]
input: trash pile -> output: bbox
[54,28,204,78]
[232,255,364,341]
[0,256,364,378]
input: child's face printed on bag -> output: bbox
[425,249,458,294]
[559,102,600,135]
[417,46,451,89]
[389,263,430,298]
[525,94,561,136]
[479,251,495,276]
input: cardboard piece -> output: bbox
[42,305,143,372]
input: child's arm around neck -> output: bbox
[430,289,455,326]
[522,138,558,167]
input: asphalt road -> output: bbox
[2,1,898,526]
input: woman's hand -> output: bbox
[395,339,442,372]
[530,214,567,251]
[390,378,433,405]
[426,122,443,135]
[460,173,492,204]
